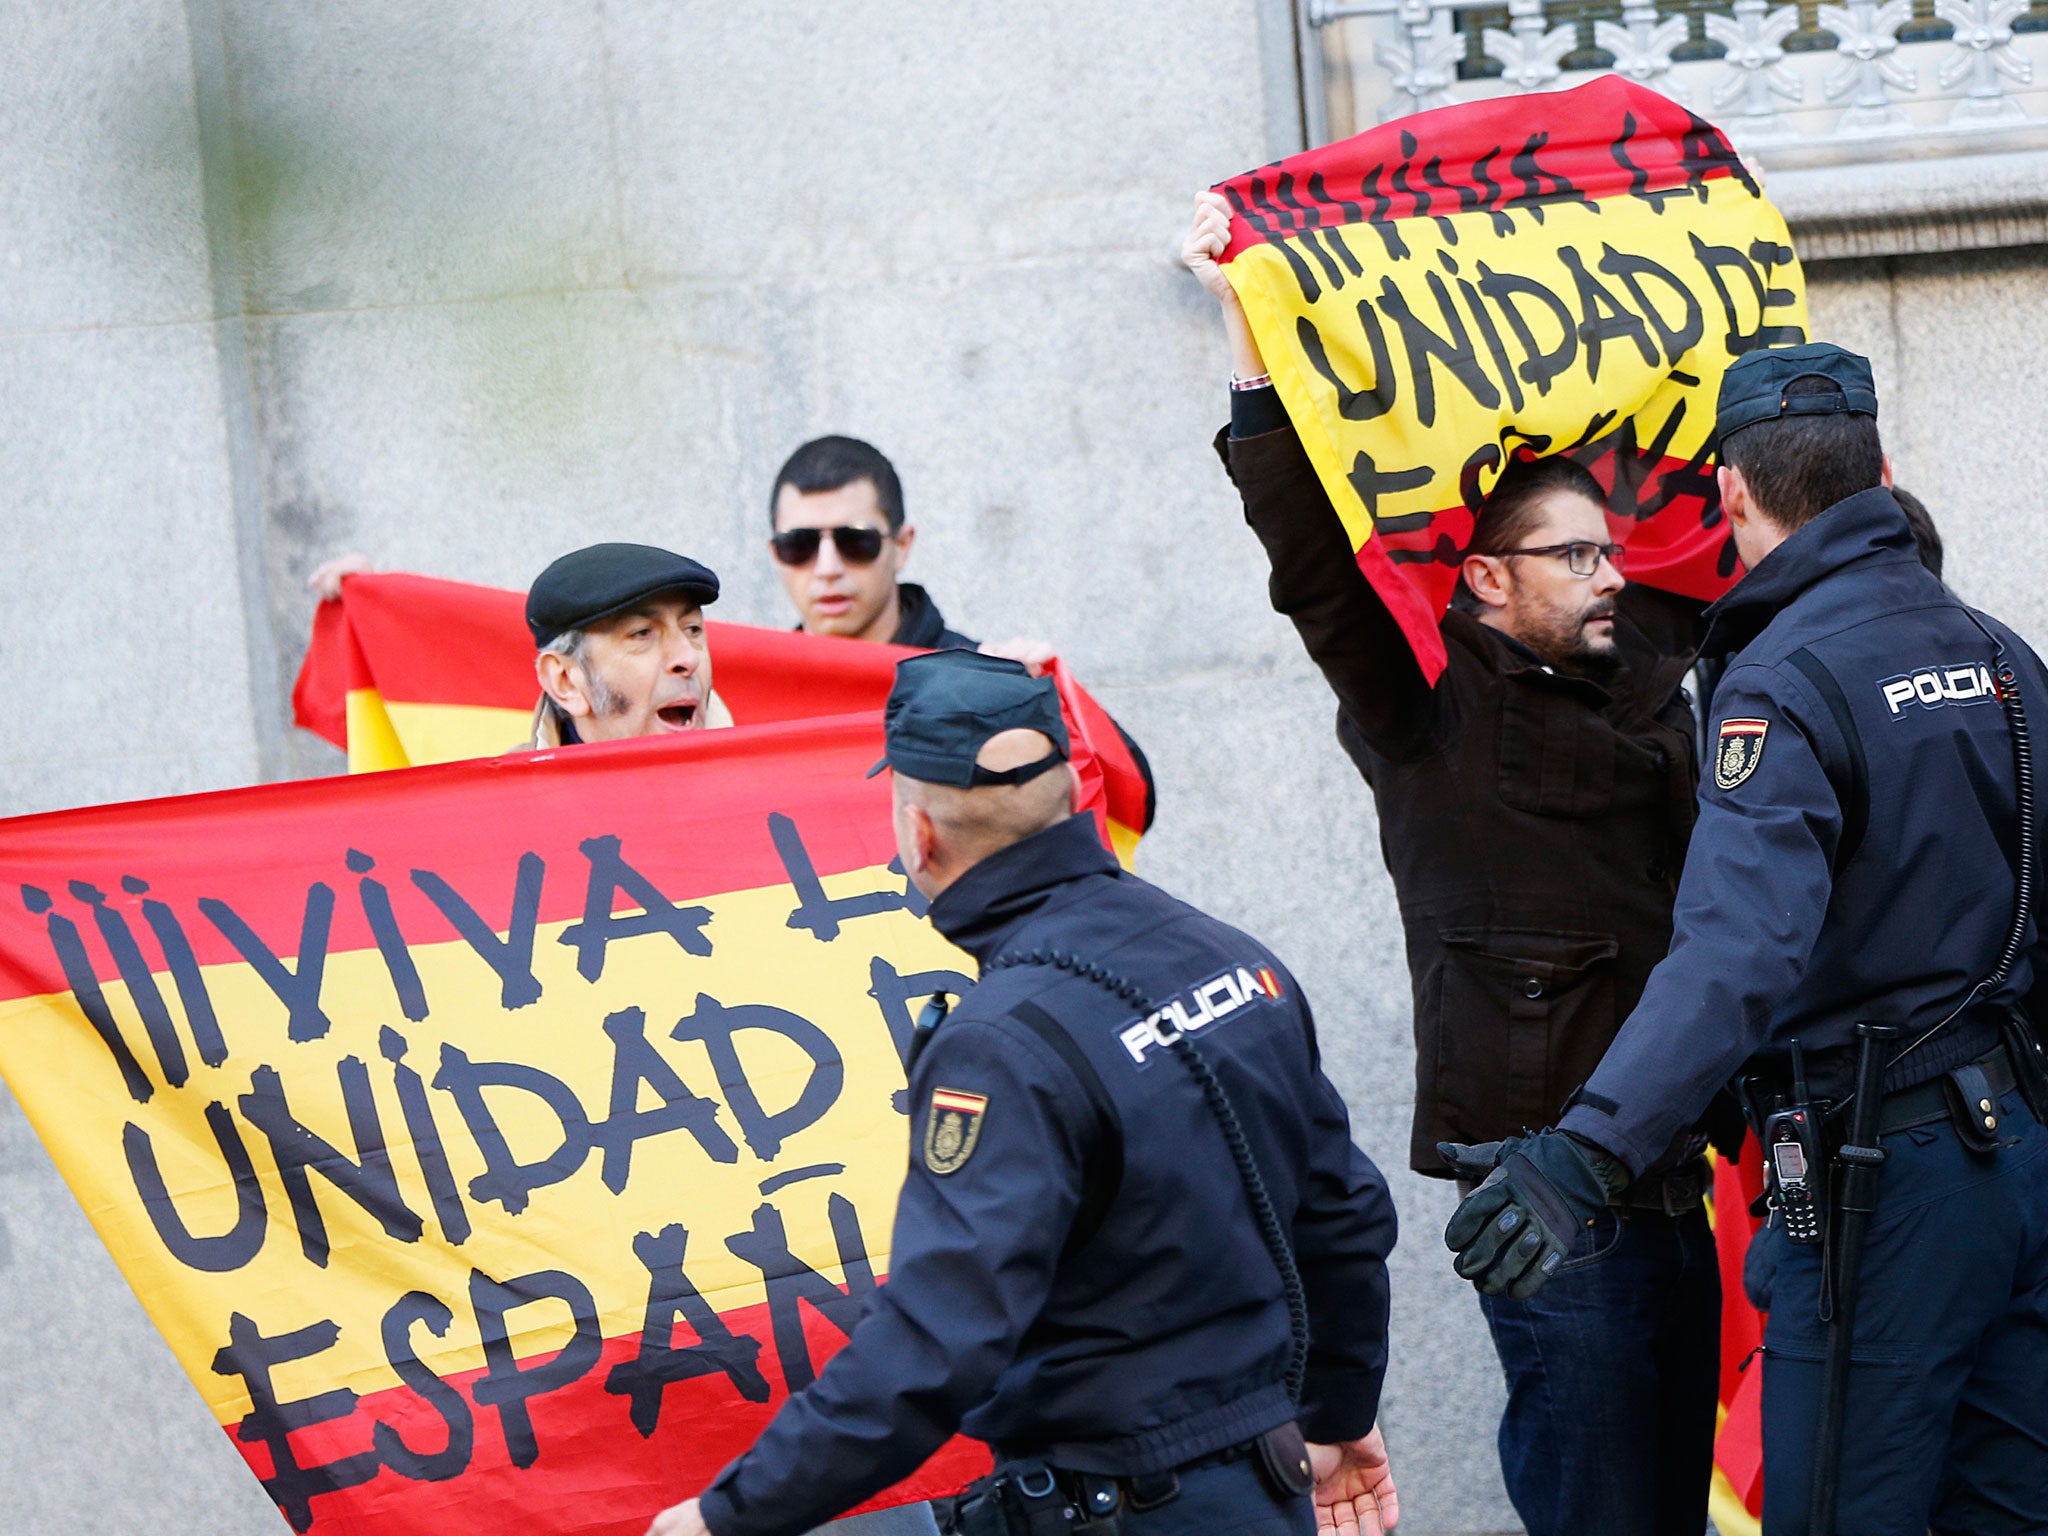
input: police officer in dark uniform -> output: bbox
[646,649,1401,1536]
[1442,343,2048,1533]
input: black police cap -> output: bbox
[526,543,720,648]
[868,650,1071,788]
[1717,342,1880,440]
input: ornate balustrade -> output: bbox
[1303,0,2048,158]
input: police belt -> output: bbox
[943,1425,1315,1536]
[1745,1041,2018,1148]
[1873,1040,2016,1138]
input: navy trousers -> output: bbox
[1120,1459,1312,1536]
[1754,1088,2048,1535]
[1477,1203,1721,1536]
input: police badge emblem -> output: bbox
[924,1087,988,1174]
[1716,718,1769,789]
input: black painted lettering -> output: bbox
[373,1291,475,1482]
[211,1311,378,1533]
[23,885,152,1103]
[1598,245,1704,366]
[1376,274,1502,427]
[1558,247,1658,382]
[239,1060,424,1267]
[347,851,428,1023]
[432,1045,593,1215]
[867,957,975,1073]
[558,836,711,981]
[381,1027,470,1246]
[725,1194,876,1393]
[594,1006,740,1192]
[772,813,917,941]
[124,1101,267,1271]
[128,878,228,1068]
[200,885,336,1042]
[410,853,545,1010]
[469,1268,602,1470]
[70,880,187,1087]
[1295,307,1398,423]
[607,1224,771,1435]
[672,995,844,1163]
[1476,262,1579,395]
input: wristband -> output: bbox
[1230,372,1273,392]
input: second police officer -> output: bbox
[1443,343,2048,1533]
[646,650,1402,1536]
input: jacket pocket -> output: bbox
[1435,927,1620,1135]
[1496,687,1617,817]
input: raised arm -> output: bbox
[1183,194,1444,761]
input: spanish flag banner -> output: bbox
[1214,77,1808,681]
[291,573,1152,867]
[0,649,1142,1533]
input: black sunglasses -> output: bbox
[770,525,889,567]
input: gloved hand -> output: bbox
[1439,1130,1627,1299]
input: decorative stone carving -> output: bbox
[1374,0,1462,120]
[1818,0,1917,134]
[1483,0,1581,92]
[1704,0,1806,140]
[1934,0,2034,126]
[1594,0,1692,96]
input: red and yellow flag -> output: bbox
[292,572,1152,866]
[0,622,1148,1534]
[1213,77,1808,681]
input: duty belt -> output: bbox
[1876,1041,2016,1145]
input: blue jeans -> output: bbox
[1755,1088,2048,1536]
[1477,1203,1721,1536]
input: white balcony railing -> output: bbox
[1302,0,2048,164]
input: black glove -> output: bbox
[1440,1130,1626,1299]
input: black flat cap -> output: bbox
[1718,342,1879,440]
[868,651,1070,788]
[526,543,720,647]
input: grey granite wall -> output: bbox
[5,4,2048,1535]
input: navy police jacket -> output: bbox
[1562,488,2048,1176]
[698,813,1397,1536]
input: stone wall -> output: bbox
[3,4,2046,1534]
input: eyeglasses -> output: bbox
[769,525,890,567]
[1501,540,1627,577]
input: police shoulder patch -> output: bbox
[1715,718,1769,789]
[924,1087,988,1174]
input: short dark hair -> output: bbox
[770,436,905,531]
[1719,376,1884,531]
[1451,454,1608,613]
[1891,487,1944,579]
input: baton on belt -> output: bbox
[1809,1019,1897,1534]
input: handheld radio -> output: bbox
[1764,1039,1826,1245]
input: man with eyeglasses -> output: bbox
[1186,195,1721,1536]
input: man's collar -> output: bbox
[1701,487,1918,660]
[926,814,1119,960]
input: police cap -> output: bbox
[1717,341,1880,440]
[526,543,720,648]
[868,650,1070,788]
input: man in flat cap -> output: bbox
[1443,343,2048,1532]
[520,542,729,750]
[646,649,1401,1536]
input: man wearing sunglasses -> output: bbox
[770,436,1158,832]
[769,436,976,650]
[1186,195,1718,1536]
